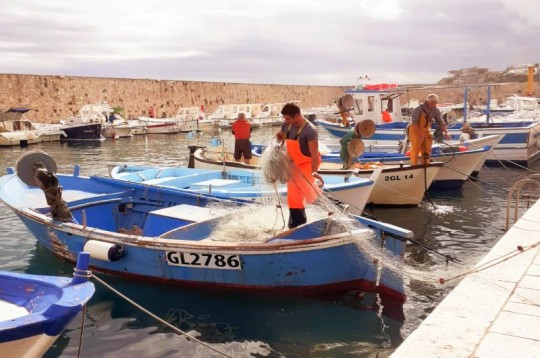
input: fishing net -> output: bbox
[205,187,481,292]
[259,141,291,184]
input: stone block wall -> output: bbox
[0,74,347,123]
[0,74,536,123]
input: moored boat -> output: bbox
[0,252,95,357]
[59,103,106,141]
[298,140,499,190]
[0,108,64,147]
[190,146,443,204]
[0,151,412,301]
[138,117,182,134]
[317,87,540,166]
[109,165,379,215]
[175,106,214,132]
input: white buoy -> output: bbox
[83,240,123,262]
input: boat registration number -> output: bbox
[166,251,243,270]
[384,174,414,181]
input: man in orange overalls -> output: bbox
[409,94,450,165]
[275,103,323,228]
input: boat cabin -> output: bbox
[256,101,300,118]
[345,85,405,125]
[0,108,38,132]
[207,104,237,121]
[175,107,206,120]
[230,104,263,119]
[504,95,540,113]
[78,102,113,123]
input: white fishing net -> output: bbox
[205,143,479,290]
[259,141,291,184]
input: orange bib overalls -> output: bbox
[285,122,321,227]
[409,109,432,165]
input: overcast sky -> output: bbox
[1,0,539,85]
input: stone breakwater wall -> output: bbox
[0,74,347,123]
[0,74,536,123]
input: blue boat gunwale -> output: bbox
[111,166,376,192]
[0,265,95,342]
[15,201,382,252]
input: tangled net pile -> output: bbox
[259,141,291,184]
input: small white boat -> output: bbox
[0,108,63,146]
[138,117,182,134]
[254,101,300,127]
[175,107,215,132]
[126,119,147,135]
[216,104,263,129]
[101,107,134,139]
[0,252,95,357]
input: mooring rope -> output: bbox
[91,273,233,358]
[440,241,540,285]
[77,304,87,358]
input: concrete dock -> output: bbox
[392,199,540,357]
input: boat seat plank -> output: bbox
[143,204,224,237]
[148,204,218,222]
[0,299,28,321]
[190,179,243,188]
[141,177,178,185]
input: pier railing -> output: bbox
[506,173,540,230]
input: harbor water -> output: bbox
[0,127,538,358]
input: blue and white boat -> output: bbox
[190,147,443,205]
[109,166,379,215]
[0,152,412,301]
[0,252,95,357]
[317,86,540,166]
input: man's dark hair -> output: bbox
[281,103,301,117]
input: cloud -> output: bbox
[0,0,539,85]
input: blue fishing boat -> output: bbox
[109,166,379,215]
[0,152,412,301]
[0,252,95,357]
[317,86,540,166]
[189,147,443,205]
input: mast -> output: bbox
[527,65,535,96]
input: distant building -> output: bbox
[504,64,538,75]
